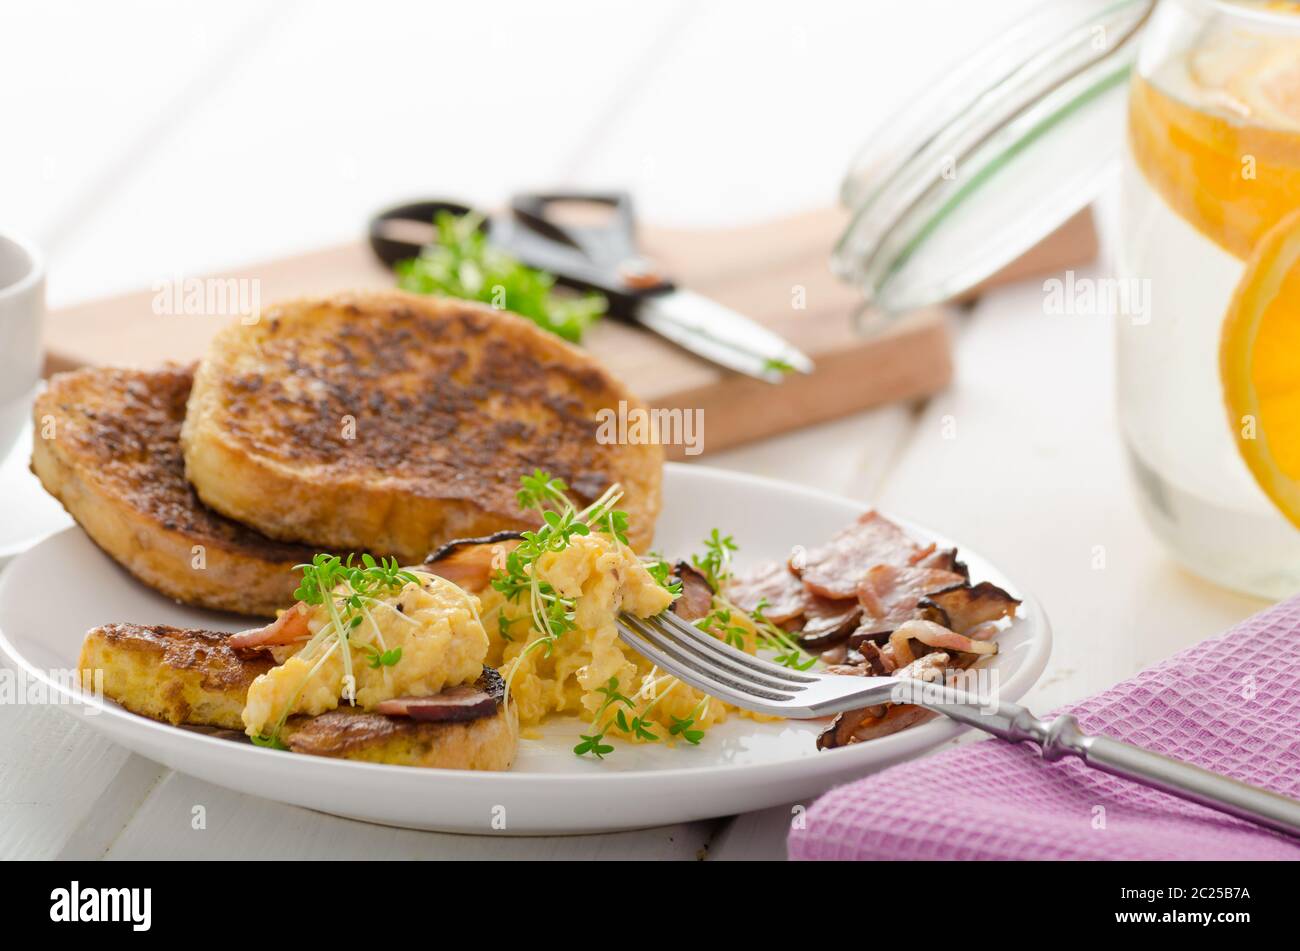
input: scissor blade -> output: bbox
[634,290,815,383]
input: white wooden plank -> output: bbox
[703,802,798,861]
[106,771,715,860]
[567,0,1044,227]
[0,0,273,250]
[0,699,159,859]
[47,0,697,305]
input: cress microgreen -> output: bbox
[366,646,403,669]
[688,530,815,670]
[691,528,737,591]
[255,554,420,749]
[395,212,607,342]
[641,552,683,596]
[695,606,750,651]
[749,597,817,670]
[496,471,631,712]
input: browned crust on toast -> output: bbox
[32,365,320,617]
[79,622,275,729]
[80,622,517,770]
[181,291,662,562]
[281,702,516,771]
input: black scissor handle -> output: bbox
[368,198,478,269]
[501,191,673,316]
[367,192,673,319]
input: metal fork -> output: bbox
[618,610,1300,840]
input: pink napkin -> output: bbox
[789,595,1300,860]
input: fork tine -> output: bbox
[653,610,819,684]
[623,614,803,693]
[615,619,796,708]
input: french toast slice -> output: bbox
[80,622,274,730]
[32,365,319,617]
[280,703,516,771]
[80,623,517,770]
[181,291,662,563]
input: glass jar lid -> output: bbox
[833,0,1155,316]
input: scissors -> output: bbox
[368,192,814,383]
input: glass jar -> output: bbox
[1117,0,1300,599]
[833,0,1300,600]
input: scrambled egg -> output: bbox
[242,572,487,737]
[480,533,734,741]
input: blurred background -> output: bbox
[2,0,1039,307]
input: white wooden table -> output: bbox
[0,0,1269,860]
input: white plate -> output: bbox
[0,464,1050,834]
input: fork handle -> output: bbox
[902,685,1300,839]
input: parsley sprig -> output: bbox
[395,212,607,342]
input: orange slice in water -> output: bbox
[1221,207,1300,528]
[1128,43,1300,260]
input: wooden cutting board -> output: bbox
[44,207,1095,459]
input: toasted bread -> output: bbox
[81,623,518,770]
[32,366,319,617]
[79,622,274,729]
[281,703,516,771]
[181,291,662,563]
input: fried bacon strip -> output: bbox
[726,559,807,624]
[817,652,950,749]
[423,532,523,593]
[228,602,312,648]
[797,596,862,650]
[375,685,496,722]
[797,511,934,599]
[853,562,965,642]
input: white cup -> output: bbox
[0,232,45,462]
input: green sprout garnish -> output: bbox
[366,646,403,669]
[641,552,683,597]
[573,676,636,759]
[695,606,749,651]
[688,532,816,671]
[494,477,813,760]
[691,528,737,591]
[495,471,630,705]
[750,598,817,670]
[396,212,607,342]
[255,553,420,749]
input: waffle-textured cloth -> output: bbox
[788,595,1300,860]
